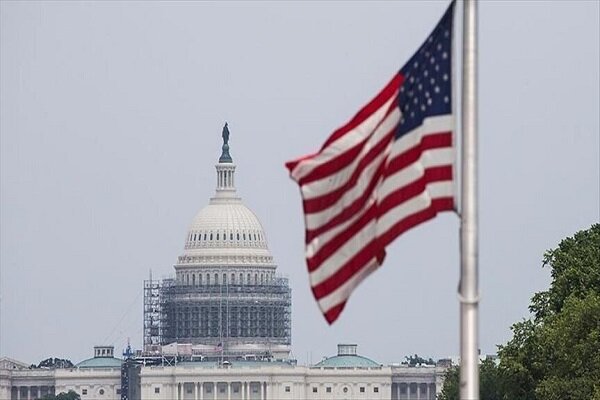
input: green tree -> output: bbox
[440,224,600,400]
[403,354,436,366]
[42,390,80,400]
[438,358,503,400]
[499,224,600,400]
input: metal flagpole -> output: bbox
[460,0,479,399]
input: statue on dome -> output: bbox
[219,122,233,163]
[222,123,230,145]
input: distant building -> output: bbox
[0,344,448,400]
[144,126,291,360]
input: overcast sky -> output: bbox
[1,1,598,366]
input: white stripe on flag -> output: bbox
[291,94,398,182]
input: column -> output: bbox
[195,382,198,400]
[241,382,246,400]
[227,383,231,400]
[16,387,21,400]
[264,382,268,400]
[199,383,203,400]
[213,383,216,400]
[259,382,264,400]
[417,383,421,400]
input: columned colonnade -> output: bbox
[174,380,269,400]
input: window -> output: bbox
[326,387,332,393]
[155,387,160,394]
[217,233,219,240]
[285,386,291,393]
[230,233,233,240]
[360,387,365,393]
[374,387,379,393]
[192,274,196,285]
[82,389,88,395]
[210,233,213,240]
[187,387,193,394]
[116,389,121,395]
[215,273,218,284]
[312,387,318,393]
[99,389,104,395]
[343,387,349,393]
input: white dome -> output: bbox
[187,202,267,246]
[175,161,275,268]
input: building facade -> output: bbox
[1,345,447,400]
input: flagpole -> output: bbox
[460,0,479,399]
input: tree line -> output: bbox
[440,223,600,400]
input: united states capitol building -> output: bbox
[1,126,449,400]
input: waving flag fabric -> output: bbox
[286,2,456,324]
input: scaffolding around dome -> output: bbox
[143,274,291,360]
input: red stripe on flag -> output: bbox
[302,128,395,212]
[304,131,453,242]
[312,196,452,303]
[285,74,402,176]
[323,301,347,325]
[307,165,453,272]
[321,74,402,150]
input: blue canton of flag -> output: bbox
[398,3,453,137]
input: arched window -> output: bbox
[254,273,258,284]
[261,273,264,284]
[206,273,210,284]
[223,273,227,284]
[230,233,233,240]
[210,233,213,240]
[186,274,190,285]
[192,274,196,286]
[247,273,251,284]
[216,233,219,240]
[214,273,218,284]
[204,233,207,240]
[237,233,240,240]
[231,273,235,283]
[239,273,243,284]
[199,274,202,285]
[243,233,246,240]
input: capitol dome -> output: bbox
[153,124,291,354]
[175,126,275,270]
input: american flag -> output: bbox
[286,2,456,324]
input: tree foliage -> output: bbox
[34,357,74,369]
[42,390,80,400]
[402,354,436,366]
[440,224,600,400]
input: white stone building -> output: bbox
[1,344,448,400]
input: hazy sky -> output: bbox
[1,1,598,366]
